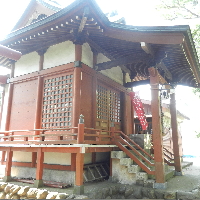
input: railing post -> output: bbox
[77,115,84,144]
[3,148,13,182]
[34,148,44,188]
[110,122,115,144]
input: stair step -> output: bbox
[128,165,140,173]
[136,172,148,181]
[111,151,126,159]
[120,158,133,166]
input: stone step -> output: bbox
[111,151,126,159]
[120,158,133,166]
[127,164,140,173]
[136,172,148,181]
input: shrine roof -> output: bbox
[0,0,200,88]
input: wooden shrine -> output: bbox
[0,0,200,193]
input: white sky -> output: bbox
[0,0,199,152]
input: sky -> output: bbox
[0,0,199,154]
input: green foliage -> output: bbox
[157,0,200,98]
[157,0,200,20]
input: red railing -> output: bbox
[0,124,157,175]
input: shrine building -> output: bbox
[0,0,199,194]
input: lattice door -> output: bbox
[96,83,121,133]
[41,73,73,129]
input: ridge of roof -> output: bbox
[12,0,61,31]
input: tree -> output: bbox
[157,0,200,55]
[157,0,200,93]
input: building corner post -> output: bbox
[149,67,166,188]
[170,92,183,175]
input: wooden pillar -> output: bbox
[120,92,128,134]
[31,152,37,168]
[34,76,43,135]
[92,49,98,69]
[149,67,166,187]
[3,148,13,182]
[130,92,135,134]
[34,148,44,188]
[0,85,5,124]
[5,62,15,131]
[71,153,76,171]
[72,44,82,128]
[34,51,45,135]
[170,92,183,175]
[74,152,84,194]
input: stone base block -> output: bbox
[3,176,12,182]
[74,185,84,195]
[153,182,167,189]
[34,180,44,188]
[174,171,184,176]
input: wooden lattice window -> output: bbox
[109,91,120,123]
[96,84,120,123]
[42,74,73,128]
[97,85,108,120]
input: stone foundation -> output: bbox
[0,182,88,199]
[11,166,75,184]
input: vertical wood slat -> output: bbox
[170,93,182,173]
[149,67,165,183]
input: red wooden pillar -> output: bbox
[2,63,15,165]
[0,85,5,124]
[3,148,13,182]
[31,152,37,168]
[170,92,183,175]
[149,67,166,188]
[74,152,84,194]
[72,44,82,128]
[34,51,45,135]
[71,153,76,171]
[34,148,44,188]
[34,76,43,135]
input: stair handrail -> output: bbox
[115,138,155,175]
[118,131,154,160]
[117,136,155,166]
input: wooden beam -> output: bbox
[96,54,148,71]
[78,7,89,33]
[0,75,7,84]
[0,44,22,61]
[149,67,165,184]
[156,62,172,81]
[170,92,182,174]
[141,42,154,56]
[86,37,130,73]
[104,29,184,45]
[124,79,150,88]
